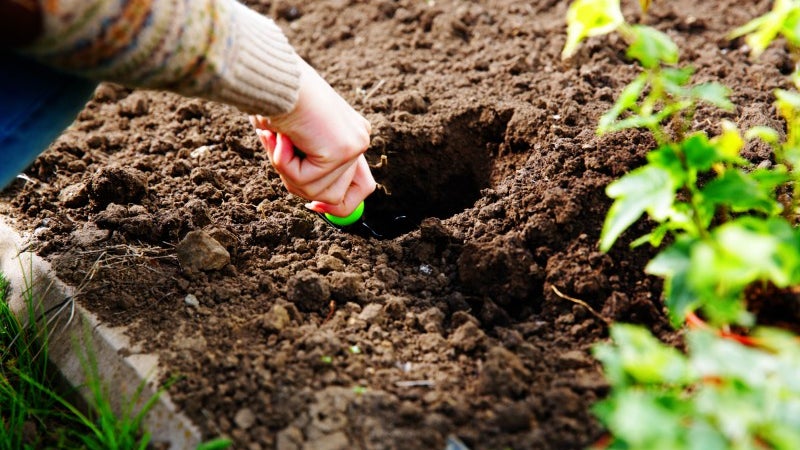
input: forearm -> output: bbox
[17,0,301,116]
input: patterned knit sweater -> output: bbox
[20,0,301,116]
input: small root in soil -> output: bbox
[551,285,611,327]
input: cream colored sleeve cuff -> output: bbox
[204,0,301,116]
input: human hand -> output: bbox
[251,58,375,218]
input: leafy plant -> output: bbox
[565,0,800,327]
[564,1,800,449]
[593,323,800,450]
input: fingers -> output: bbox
[256,129,362,204]
[253,116,366,188]
[255,128,277,166]
[306,155,377,217]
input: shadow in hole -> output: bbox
[339,107,512,239]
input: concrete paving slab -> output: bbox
[0,216,202,449]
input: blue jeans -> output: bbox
[0,52,96,189]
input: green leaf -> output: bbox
[563,0,625,59]
[197,438,233,450]
[605,390,686,448]
[646,238,698,326]
[598,73,647,134]
[692,83,734,111]
[700,170,784,215]
[712,217,800,288]
[728,0,796,57]
[745,125,781,145]
[596,324,693,385]
[660,66,695,96]
[711,120,745,160]
[626,25,679,68]
[600,165,676,251]
[781,8,800,47]
[682,132,720,171]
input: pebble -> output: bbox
[382,295,407,319]
[304,431,350,450]
[234,407,256,429]
[70,223,110,247]
[175,230,230,272]
[358,303,385,325]
[260,304,291,332]
[184,294,200,307]
[328,271,363,301]
[58,183,89,208]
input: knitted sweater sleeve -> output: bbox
[20,0,301,116]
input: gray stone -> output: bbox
[59,183,89,208]
[358,303,385,325]
[234,407,256,429]
[176,230,230,272]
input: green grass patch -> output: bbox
[0,270,230,449]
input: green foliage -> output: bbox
[564,1,800,448]
[563,0,624,59]
[196,438,234,450]
[729,0,800,58]
[567,0,800,328]
[594,324,800,450]
[0,270,60,450]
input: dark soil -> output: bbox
[0,0,788,448]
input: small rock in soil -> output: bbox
[557,349,592,370]
[418,307,445,333]
[304,431,350,450]
[58,182,89,208]
[234,407,256,430]
[287,270,330,311]
[259,303,291,333]
[175,99,205,121]
[93,83,120,102]
[276,426,303,450]
[175,230,230,272]
[118,91,149,117]
[418,332,445,352]
[358,303,385,325]
[394,90,428,114]
[326,244,349,261]
[494,401,533,432]
[88,166,148,207]
[184,294,200,307]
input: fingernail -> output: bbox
[304,202,326,214]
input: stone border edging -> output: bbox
[0,216,202,449]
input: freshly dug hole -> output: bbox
[364,108,510,238]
